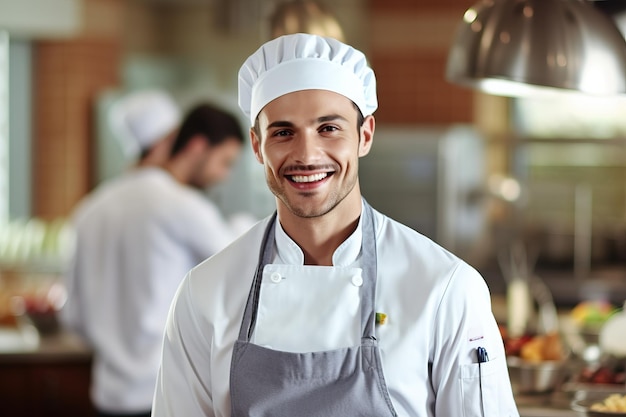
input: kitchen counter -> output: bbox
[520,408,576,417]
[516,391,578,416]
[0,327,92,362]
[0,328,95,417]
[0,327,589,416]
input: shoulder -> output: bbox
[72,170,162,217]
[182,216,272,306]
[72,175,130,223]
[197,216,269,269]
[371,206,487,302]
[131,169,219,218]
[372,207,463,273]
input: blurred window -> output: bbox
[0,31,9,223]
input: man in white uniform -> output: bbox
[61,102,245,417]
[153,34,519,416]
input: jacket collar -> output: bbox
[273,208,364,267]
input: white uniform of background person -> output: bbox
[61,92,241,415]
[152,35,519,416]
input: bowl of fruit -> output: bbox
[564,300,619,357]
[574,361,626,386]
[571,392,626,416]
[562,355,626,397]
[506,332,571,394]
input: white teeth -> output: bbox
[290,173,328,183]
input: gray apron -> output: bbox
[229,202,397,417]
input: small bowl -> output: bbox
[507,355,570,394]
[571,394,626,416]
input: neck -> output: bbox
[164,158,190,184]
[163,151,204,185]
[277,192,363,266]
[162,138,208,185]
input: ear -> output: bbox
[186,135,209,154]
[250,128,264,164]
[358,115,375,157]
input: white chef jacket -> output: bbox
[61,167,238,414]
[153,204,519,417]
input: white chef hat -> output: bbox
[108,89,181,159]
[238,33,377,126]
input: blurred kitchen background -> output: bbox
[3,0,626,415]
[3,0,625,300]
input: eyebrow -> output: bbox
[266,114,349,131]
[266,120,295,130]
[317,114,349,123]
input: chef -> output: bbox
[62,102,246,417]
[152,33,519,417]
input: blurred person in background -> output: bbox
[268,0,346,41]
[60,101,245,417]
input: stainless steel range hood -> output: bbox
[446,0,626,97]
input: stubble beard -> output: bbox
[266,169,358,219]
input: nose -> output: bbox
[292,130,322,164]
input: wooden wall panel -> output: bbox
[367,0,475,124]
[32,40,120,219]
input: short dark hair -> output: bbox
[170,103,244,157]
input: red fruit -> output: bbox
[505,334,533,356]
[592,367,615,384]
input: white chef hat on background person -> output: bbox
[108,89,181,159]
[238,33,377,126]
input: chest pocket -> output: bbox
[460,355,503,417]
[252,264,363,353]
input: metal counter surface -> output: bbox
[516,391,578,416]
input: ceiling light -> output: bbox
[446,0,626,97]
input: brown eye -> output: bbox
[272,129,291,137]
[319,125,339,133]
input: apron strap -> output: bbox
[237,212,277,342]
[359,200,378,339]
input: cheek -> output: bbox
[204,156,224,180]
[203,162,216,180]
[332,145,358,167]
[265,158,282,178]
[261,146,286,174]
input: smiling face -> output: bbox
[251,89,374,219]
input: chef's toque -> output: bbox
[109,89,181,159]
[238,33,377,126]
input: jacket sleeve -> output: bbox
[431,262,519,417]
[58,221,87,340]
[183,198,238,261]
[152,272,215,417]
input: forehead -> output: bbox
[258,89,357,125]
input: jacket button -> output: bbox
[351,275,363,287]
[270,272,282,283]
